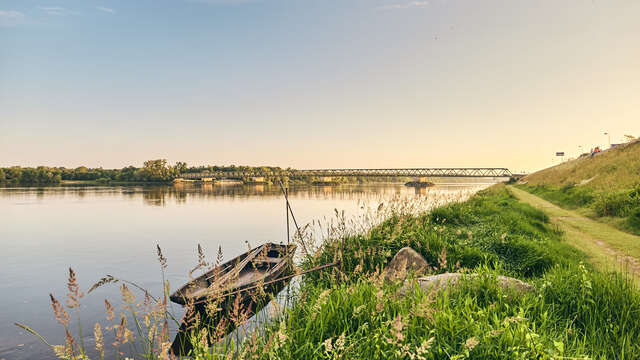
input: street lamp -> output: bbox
[604,132,610,148]
[578,145,583,156]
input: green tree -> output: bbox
[141,159,174,182]
[174,162,187,175]
[6,166,22,181]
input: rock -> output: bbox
[415,273,533,294]
[382,247,429,281]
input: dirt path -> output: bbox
[508,186,640,278]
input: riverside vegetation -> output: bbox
[16,185,640,359]
[1,160,407,186]
[517,140,640,235]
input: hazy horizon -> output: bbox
[2,0,639,173]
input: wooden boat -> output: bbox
[170,242,296,355]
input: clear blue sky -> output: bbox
[1,0,639,172]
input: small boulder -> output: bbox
[382,247,429,281]
[416,273,533,294]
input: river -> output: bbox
[0,182,488,359]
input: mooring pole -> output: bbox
[285,186,290,245]
[279,180,291,246]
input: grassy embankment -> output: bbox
[509,186,640,278]
[251,185,640,359]
[23,185,640,359]
[517,140,640,235]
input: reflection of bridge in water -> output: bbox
[181,168,519,181]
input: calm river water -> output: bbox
[0,182,487,359]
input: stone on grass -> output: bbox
[415,273,533,294]
[382,247,429,281]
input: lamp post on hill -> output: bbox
[604,132,610,148]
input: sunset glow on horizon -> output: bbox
[2,0,639,173]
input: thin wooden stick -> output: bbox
[278,180,302,237]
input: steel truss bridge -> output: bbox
[180,168,516,179]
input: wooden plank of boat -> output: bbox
[170,242,296,356]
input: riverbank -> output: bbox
[238,184,640,359]
[17,184,640,359]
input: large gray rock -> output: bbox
[415,273,533,294]
[382,247,429,281]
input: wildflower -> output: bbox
[157,245,167,269]
[94,323,104,359]
[438,247,447,269]
[160,319,170,343]
[416,337,434,357]
[465,336,479,350]
[413,296,435,321]
[104,299,115,321]
[504,316,528,325]
[277,320,288,343]
[272,320,288,352]
[323,337,333,355]
[312,289,331,316]
[120,284,135,305]
[375,289,385,312]
[148,323,157,343]
[52,345,66,358]
[66,267,83,309]
[335,332,346,353]
[159,341,172,360]
[65,329,76,357]
[200,328,209,349]
[391,314,405,342]
[50,294,70,326]
[353,262,363,274]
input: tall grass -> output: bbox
[17,185,640,359]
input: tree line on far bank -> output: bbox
[0,160,410,186]
[0,160,293,186]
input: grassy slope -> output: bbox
[523,140,640,192]
[518,141,640,234]
[230,185,640,360]
[510,186,640,277]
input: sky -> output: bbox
[1,0,639,173]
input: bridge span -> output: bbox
[180,168,517,180]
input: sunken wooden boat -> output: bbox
[170,242,296,355]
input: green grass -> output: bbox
[519,183,640,235]
[236,185,640,359]
[523,141,640,192]
[519,140,640,235]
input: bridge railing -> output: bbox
[180,168,514,179]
